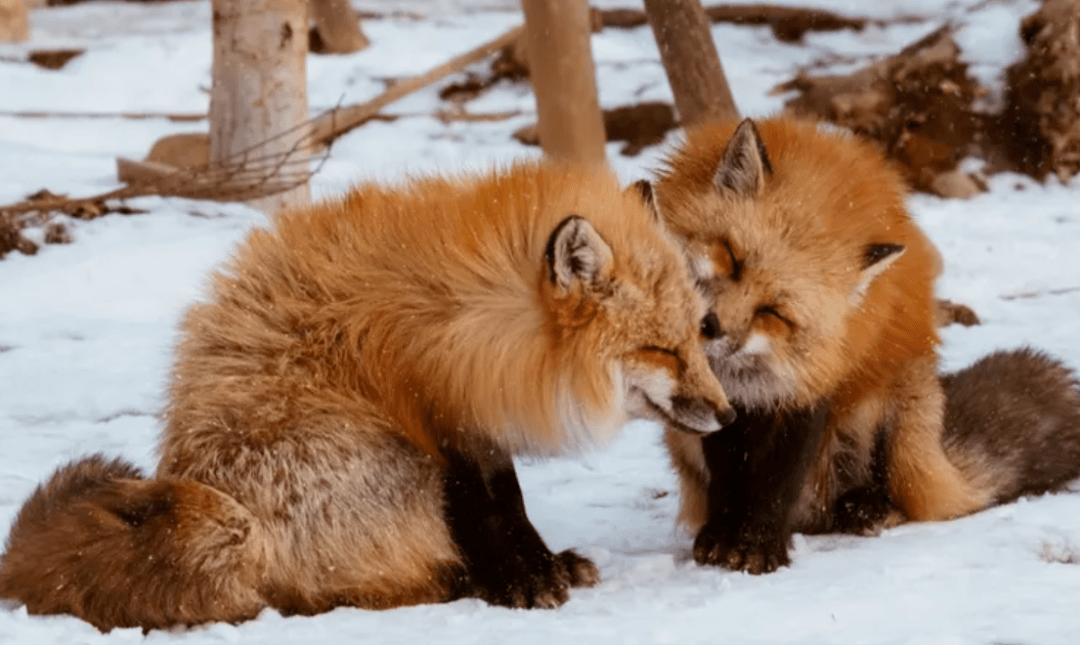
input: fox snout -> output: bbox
[668,347,736,434]
[669,394,737,434]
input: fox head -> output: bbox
[645,118,938,410]
[539,207,736,441]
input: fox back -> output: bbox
[164,161,731,465]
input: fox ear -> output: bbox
[713,118,773,197]
[545,215,613,293]
[851,243,905,305]
[629,179,662,222]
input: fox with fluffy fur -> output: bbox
[643,117,1080,573]
[0,161,735,631]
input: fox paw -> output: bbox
[478,547,597,609]
[558,549,600,588]
[833,486,897,536]
[693,526,790,575]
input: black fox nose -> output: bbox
[701,312,722,340]
[716,405,737,427]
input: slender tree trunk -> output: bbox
[210,0,310,214]
[310,0,369,54]
[521,0,606,166]
[643,0,739,126]
[0,0,29,43]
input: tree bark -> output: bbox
[0,0,29,43]
[210,0,310,214]
[521,0,606,166]
[310,0,369,54]
[643,0,739,126]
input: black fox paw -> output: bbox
[833,486,897,536]
[479,547,599,609]
[693,525,790,575]
[558,549,600,588]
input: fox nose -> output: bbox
[701,312,723,340]
[717,405,737,427]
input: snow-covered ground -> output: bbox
[2,0,1079,643]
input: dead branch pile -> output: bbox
[777,27,987,197]
[776,0,1080,194]
[1000,0,1080,182]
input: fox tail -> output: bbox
[0,454,265,631]
[942,347,1080,506]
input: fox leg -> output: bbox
[831,430,902,534]
[887,354,991,521]
[690,403,829,574]
[442,439,598,609]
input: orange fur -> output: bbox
[1,161,731,630]
[653,117,989,531]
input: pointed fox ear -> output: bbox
[629,179,662,222]
[851,243,905,305]
[545,215,614,293]
[713,118,773,197]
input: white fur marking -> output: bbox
[741,333,772,356]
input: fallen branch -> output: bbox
[1000,286,1080,301]
[598,3,877,41]
[0,109,205,122]
[309,24,524,146]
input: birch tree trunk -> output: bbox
[643,0,739,126]
[210,0,310,214]
[0,0,29,43]
[310,0,369,54]
[521,0,606,166]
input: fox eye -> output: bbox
[755,305,793,328]
[723,240,743,282]
[640,345,687,370]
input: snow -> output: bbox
[2,0,1079,643]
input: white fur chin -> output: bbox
[741,333,771,356]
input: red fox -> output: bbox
[0,161,734,631]
[642,117,1080,573]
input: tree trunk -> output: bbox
[643,0,739,127]
[521,0,606,166]
[310,0,369,54]
[0,0,29,43]
[210,0,310,214]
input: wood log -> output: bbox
[0,0,29,42]
[520,0,606,166]
[643,0,738,126]
[209,0,310,214]
[309,0,369,54]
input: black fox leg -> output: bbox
[694,403,828,574]
[441,441,598,609]
[832,429,898,535]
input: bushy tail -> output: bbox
[942,347,1080,506]
[0,455,265,632]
